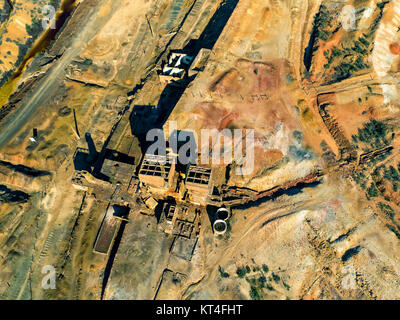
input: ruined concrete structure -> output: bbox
[216,207,230,221]
[188,48,211,77]
[138,153,177,192]
[213,219,227,235]
[158,201,201,262]
[159,51,194,85]
[93,205,124,255]
[159,202,199,234]
[144,195,158,211]
[185,165,213,205]
[165,203,176,222]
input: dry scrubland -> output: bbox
[0,0,62,105]
[0,0,400,300]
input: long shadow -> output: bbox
[127,82,144,98]
[101,219,128,300]
[73,109,80,138]
[85,132,98,164]
[154,0,240,124]
[341,246,362,262]
[0,185,30,203]
[129,79,194,156]
[129,0,240,153]
[234,180,322,210]
[157,80,193,126]
[88,148,136,183]
[0,160,51,177]
[73,148,92,172]
[129,105,163,156]
[130,104,160,140]
[154,200,168,223]
[303,22,317,73]
[91,106,130,178]
[184,0,239,54]
[303,4,326,73]
[206,205,218,229]
[104,149,135,165]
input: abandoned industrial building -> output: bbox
[159,51,194,85]
[67,28,252,301]
[138,152,177,192]
[185,165,213,205]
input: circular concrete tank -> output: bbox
[216,208,230,221]
[213,219,227,235]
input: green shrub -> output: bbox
[367,183,379,197]
[236,267,246,278]
[258,276,267,287]
[218,266,230,278]
[272,273,281,283]
[250,287,261,300]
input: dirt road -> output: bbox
[0,0,119,149]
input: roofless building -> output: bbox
[138,153,177,193]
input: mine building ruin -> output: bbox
[185,165,213,205]
[93,205,129,255]
[164,203,177,223]
[159,51,194,85]
[100,149,136,185]
[188,48,212,77]
[159,202,200,235]
[138,152,178,192]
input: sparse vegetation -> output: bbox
[218,266,230,278]
[236,266,247,278]
[355,158,400,204]
[354,119,391,151]
[313,5,333,43]
[367,182,379,198]
[249,286,261,300]
[308,1,389,83]
[272,272,280,283]
[235,262,289,299]
[378,202,395,219]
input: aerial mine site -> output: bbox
[1,0,400,303]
